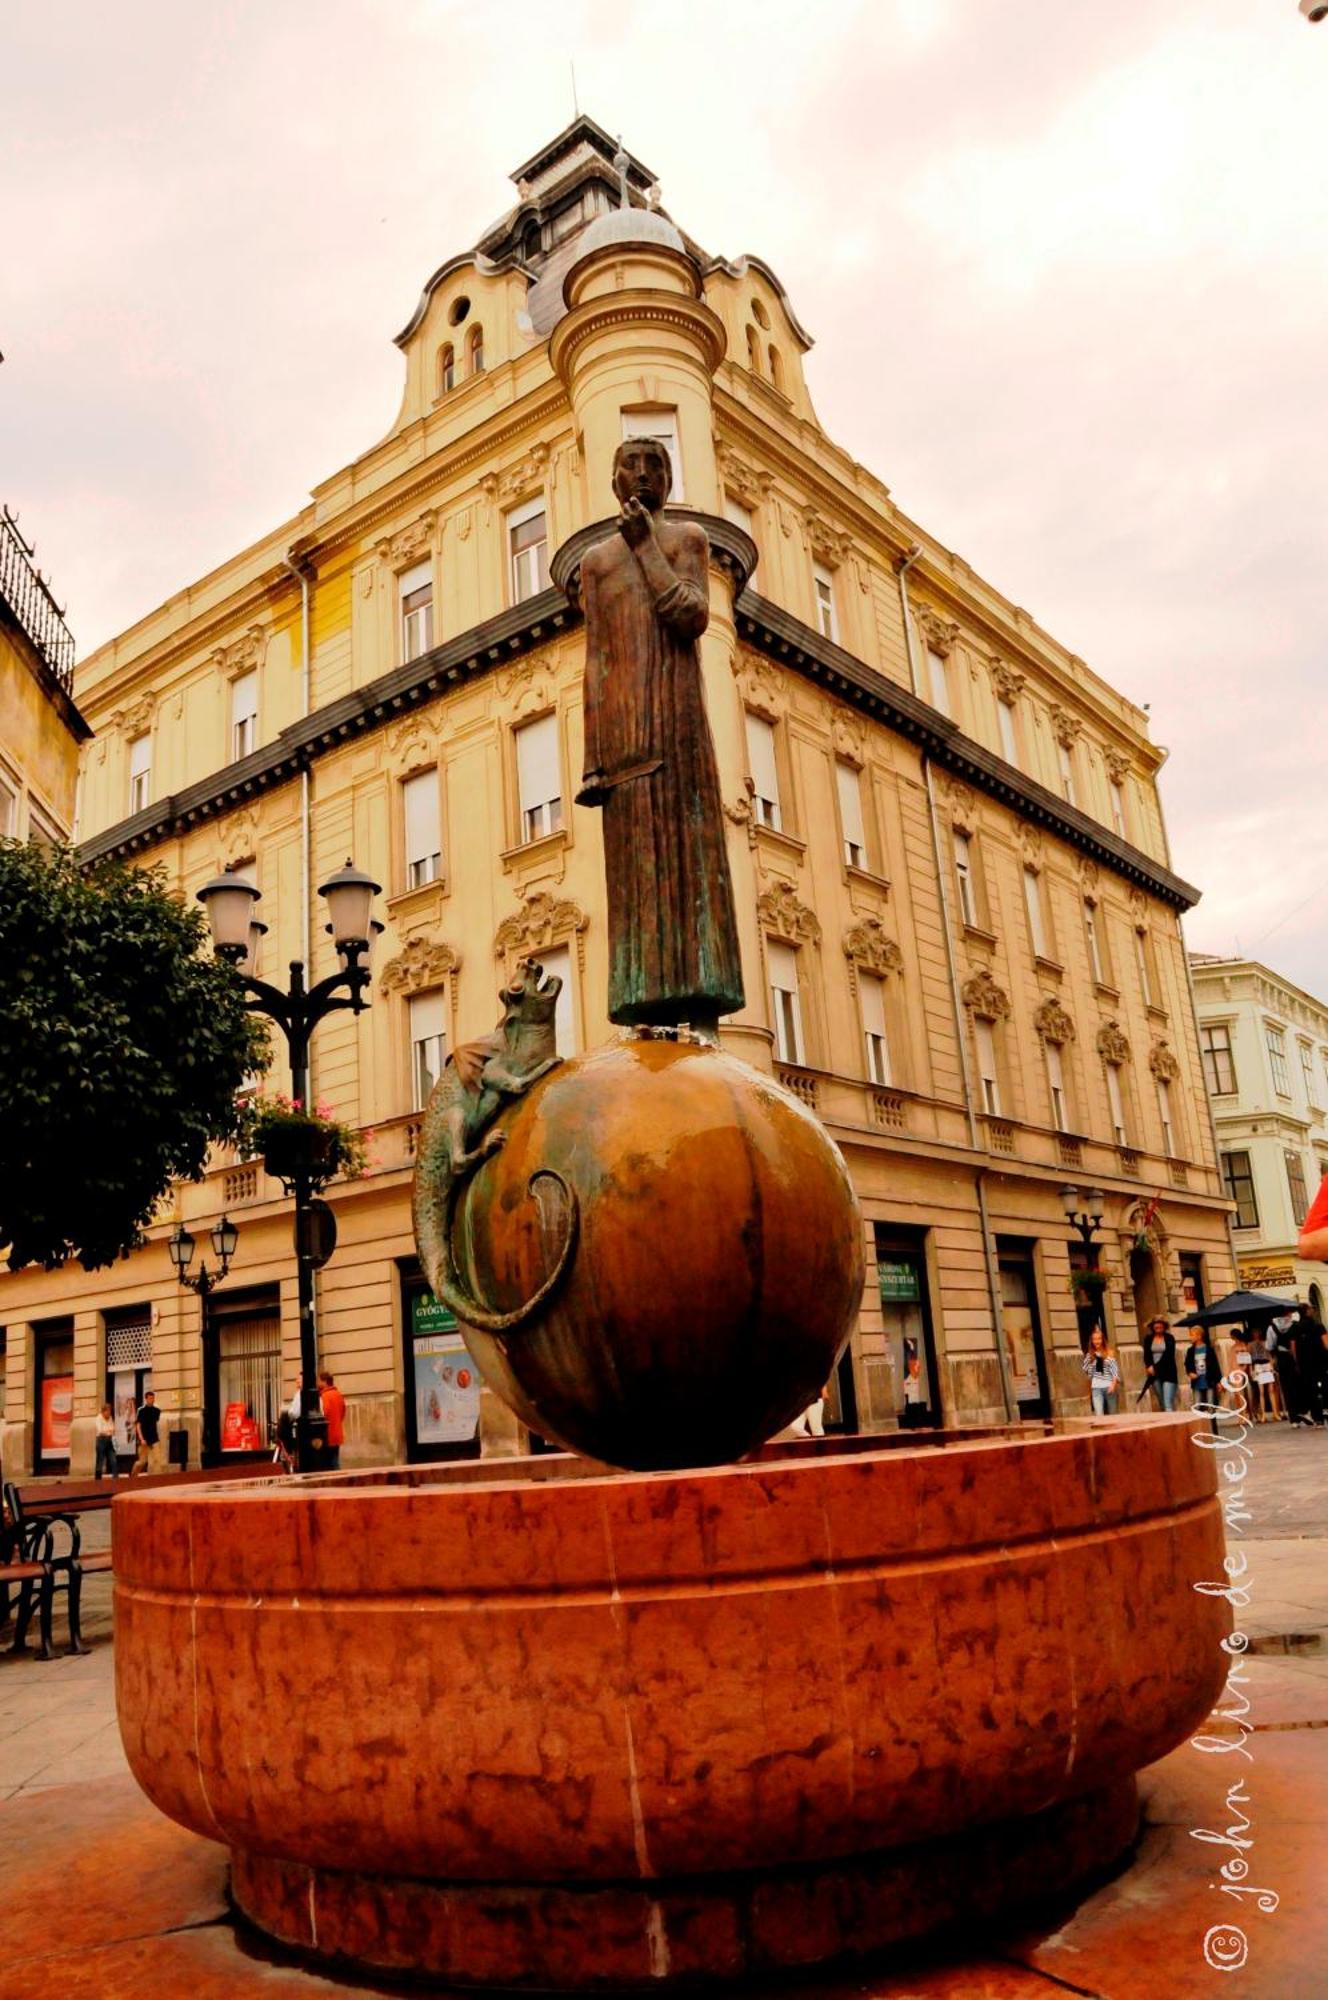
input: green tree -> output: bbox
[0,843,267,1270]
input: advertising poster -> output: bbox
[221,1402,263,1452]
[112,1370,142,1454]
[411,1290,480,1445]
[39,1375,74,1458]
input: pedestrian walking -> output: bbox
[317,1370,346,1470]
[1141,1316,1179,1412]
[1291,1304,1328,1426]
[129,1389,164,1476]
[94,1402,118,1479]
[1082,1328,1121,1415]
[1248,1332,1282,1422]
[1273,1312,1303,1423]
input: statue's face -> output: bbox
[613,441,671,512]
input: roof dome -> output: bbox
[571,205,686,261]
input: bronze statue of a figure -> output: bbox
[576,437,745,1033]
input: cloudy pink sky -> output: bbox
[5,2,1325,989]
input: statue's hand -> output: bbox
[619,496,653,549]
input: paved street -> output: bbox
[2,1425,1325,1994]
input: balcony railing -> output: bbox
[0,507,75,697]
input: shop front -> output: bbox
[874,1226,942,1428]
[33,1316,74,1474]
[400,1266,481,1464]
[203,1287,282,1467]
[997,1240,1050,1421]
[104,1306,152,1470]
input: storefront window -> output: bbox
[403,1279,481,1461]
[875,1229,941,1428]
[998,1248,1049,1419]
[36,1320,75,1466]
[217,1312,281,1453]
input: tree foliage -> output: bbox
[0,843,268,1271]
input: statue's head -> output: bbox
[612,436,672,513]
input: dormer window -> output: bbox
[468,325,485,375]
[438,344,455,395]
[746,325,762,374]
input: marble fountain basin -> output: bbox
[113,1417,1228,1989]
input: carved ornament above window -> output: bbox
[843,917,903,976]
[758,881,821,946]
[380,935,461,995]
[961,969,1011,1021]
[1034,997,1076,1046]
[1097,1020,1131,1066]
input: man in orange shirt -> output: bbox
[317,1370,346,1469]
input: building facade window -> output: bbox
[409,991,447,1111]
[1104,1061,1128,1146]
[1023,867,1047,960]
[1045,1040,1070,1133]
[403,770,443,889]
[0,771,17,838]
[537,943,575,1056]
[621,409,683,500]
[1266,1024,1290,1097]
[1110,778,1127,838]
[507,499,549,604]
[1134,928,1156,1009]
[768,940,804,1066]
[515,713,563,843]
[744,712,782,831]
[745,324,762,373]
[1300,1041,1317,1108]
[926,646,949,715]
[231,670,258,761]
[813,563,838,643]
[859,972,890,1086]
[438,344,455,394]
[1157,1077,1176,1156]
[768,343,784,393]
[997,700,1019,765]
[1200,1022,1237,1096]
[468,325,485,374]
[1084,900,1110,985]
[723,494,755,540]
[1287,1150,1311,1227]
[1057,739,1076,806]
[1222,1149,1259,1228]
[953,828,978,928]
[399,560,434,662]
[836,759,866,869]
[974,1017,1001,1116]
[128,733,151,815]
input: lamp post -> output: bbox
[197,859,381,1472]
[1060,1184,1107,1342]
[168,1214,239,1298]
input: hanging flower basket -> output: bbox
[238,1093,369,1191]
[1068,1269,1111,1298]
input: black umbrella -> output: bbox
[1174,1288,1293,1329]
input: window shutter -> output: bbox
[517,714,560,813]
[538,944,575,1056]
[745,714,780,813]
[404,772,440,870]
[398,560,431,601]
[232,672,257,726]
[836,760,866,864]
[410,990,446,1044]
[130,735,151,780]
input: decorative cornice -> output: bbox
[1097,1020,1131,1066]
[210,625,266,681]
[962,969,1010,1021]
[1034,997,1076,1046]
[1051,704,1083,750]
[1149,1040,1181,1082]
[76,553,1202,919]
[803,507,850,567]
[843,917,903,976]
[759,881,821,945]
[494,890,588,959]
[112,692,157,739]
[549,289,728,384]
[988,654,1026,704]
[375,511,437,570]
[917,607,960,657]
[380,935,461,994]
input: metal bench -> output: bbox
[2,1482,108,1658]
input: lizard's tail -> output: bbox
[416,1150,579,1336]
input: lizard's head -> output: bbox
[501,957,563,1026]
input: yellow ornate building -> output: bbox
[0,507,87,845]
[0,118,1234,1479]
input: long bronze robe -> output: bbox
[578,516,744,1026]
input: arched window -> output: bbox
[468,325,485,375]
[745,325,762,374]
[437,344,455,395]
[768,344,784,392]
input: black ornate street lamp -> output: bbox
[1060,1184,1108,1342]
[197,859,382,1471]
[168,1214,239,1297]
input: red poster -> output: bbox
[221,1402,262,1452]
[40,1375,74,1458]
